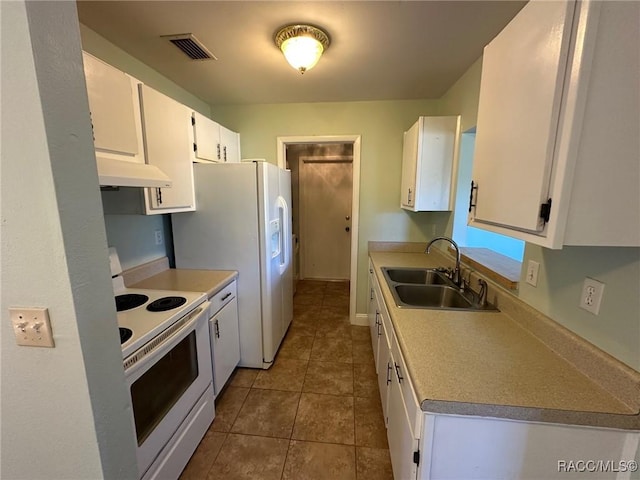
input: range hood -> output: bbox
[97,157,172,188]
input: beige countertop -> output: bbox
[131,268,238,299]
[369,250,639,429]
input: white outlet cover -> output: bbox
[579,278,605,315]
[526,260,540,287]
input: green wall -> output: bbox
[213,100,449,315]
[439,58,640,371]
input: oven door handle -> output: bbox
[124,301,211,379]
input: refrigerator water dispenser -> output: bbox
[270,219,281,258]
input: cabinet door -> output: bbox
[83,52,140,159]
[401,120,419,209]
[376,319,391,425]
[368,274,380,372]
[193,112,221,162]
[401,116,458,212]
[220,125,240,163]
[471,0,576,233]
[387,349,419,480]
[211,296,240,395]
[139,85,195,212]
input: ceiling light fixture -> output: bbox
[274,24,330,74]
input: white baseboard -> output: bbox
[351,313,369,326]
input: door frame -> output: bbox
[277,135,361,325]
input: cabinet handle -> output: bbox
[156,188,163,205]
[386,362,392,385]
[370,288,374,300]
[214,319,220,338]
[369,268,373,274]
[223,146,227,161]
[217,143,221,160]
[375,310,380,326]
[394,362,403,383]
[468,180,478,213]
[221,292,232,301]
[408,188,412,205]
[377,320,381,337]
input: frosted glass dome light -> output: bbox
[275,25,330,74]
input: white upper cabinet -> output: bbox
[82,52,143,163]
[219,125,240,163]
[192,112,221,162]
[139,85,195,213]
[401,116,460,212]
[192,112,241,163]
[470,0,640,248]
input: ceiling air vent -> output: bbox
[162,34,217,61]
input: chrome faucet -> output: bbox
[425,236,462,287]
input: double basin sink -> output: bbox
[381,267,499,312]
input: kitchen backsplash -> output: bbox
[102,214,173,271]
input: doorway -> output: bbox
[299,154,353,280]
[277,136,361,324]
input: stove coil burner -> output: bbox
[119,327,133,344]
[146,296,187,312]
[116,293,149,312]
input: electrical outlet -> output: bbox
[579,278,605,315]
[10,307,55,347]
[154,229,163,246]
[526,260,540,287]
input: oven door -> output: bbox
[124,301,213,478]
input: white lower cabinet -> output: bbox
[209,280,240,396]
[368,263,380,372]
[376,317,391,425]
[419,415,638,480]
[369,258,639,480]
[388,347,420,480]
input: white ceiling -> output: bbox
[76,1,526,106]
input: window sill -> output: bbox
[449,246,521,290]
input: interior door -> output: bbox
[300,156,352,280]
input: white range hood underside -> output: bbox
[97,157,172,188]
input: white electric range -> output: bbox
[115,286,206,359]
[109,248,215,480]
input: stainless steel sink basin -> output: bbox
[394,285,473,309]
[382,267,452,286]
[381,266,499,311]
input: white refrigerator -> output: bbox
[172,161,293,369]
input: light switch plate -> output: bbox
[526,260,540,287]
[10,307,55,347]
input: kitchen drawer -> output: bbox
[210,280,236,315]
[391,332,422,439]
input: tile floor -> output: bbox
[180,280,393,480]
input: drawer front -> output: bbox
[391,333,421,439]
[210,280,236,316]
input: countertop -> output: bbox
[130,268,238,300]
[369,250,639,429]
